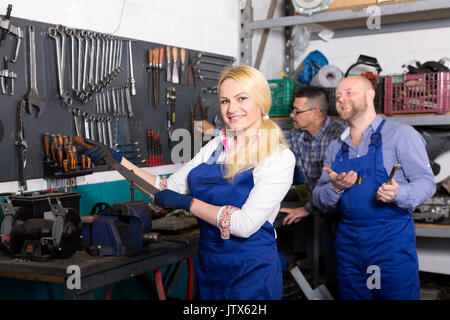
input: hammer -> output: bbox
[387,163,402,185]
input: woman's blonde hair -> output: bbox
[218,65,289,180]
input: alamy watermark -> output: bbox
[366,265,381,290]
[66,265,81,290]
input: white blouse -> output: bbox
[155,136,295,238]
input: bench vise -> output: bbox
[81,200,153,257]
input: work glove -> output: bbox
[154,189,194,212]
[83,138,122,166]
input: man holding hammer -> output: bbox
[312,76,436,300]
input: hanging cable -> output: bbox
[110,0,127,35]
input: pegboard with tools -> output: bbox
[0,5,234,188]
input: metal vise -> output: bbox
[81,200,153,257]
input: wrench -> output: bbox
[49,27,72,106]
[25,25,45,117]
[124,85,134,118]
[101,117,108,147]
[72,108,81,136]
[82,112,90,139]
[106,116,113,149]
[88,32,96,90]
[128,41,136,95]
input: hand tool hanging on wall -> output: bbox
[128,40,136,95]
[48,26,72,106]
[25,25,45,117]
[147,48,153,106]
[196,52,235,63]
[187,51,197,87]
[180,48,186,84]
[172,47,179,84]
[166,87,176,125]
[166,45,171,83]
[0,4,23,63]
[0,56,17,95]
[156,47,163,105]
[15,99,28,193]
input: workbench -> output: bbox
[0,231,199,300]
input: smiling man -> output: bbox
[312,76,436,300]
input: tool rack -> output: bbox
[0,12,233,185]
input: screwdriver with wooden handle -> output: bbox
[166,46,171,83]
[73,136,159,197]
[180,48,186,84]
[172,47,179,84]
[43,133,51,162]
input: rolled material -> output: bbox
[309,65,344,88]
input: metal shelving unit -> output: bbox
[240,0,450,127]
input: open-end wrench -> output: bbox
[95,116,103,144]
[101,117,108,147]
[82,112,90,139]
[94,33,100,91]
[81,30,89,93]
[106,116,113,149]
[198,75,220,81]
[72,108,81,136]
[128,41,136,95]
[49,27,72,106]
[75,29,82,93]
[25,25,45,117]
[194,59,230,68]
[196,52,235,62]
[88,32,96,90]
[124,85,134,118]
[66,28,77,94]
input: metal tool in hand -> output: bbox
[0,56,17,95]
[387,163,402,185]
[25,25,45,117]
[73,137,159,198]
[0,4,23,63]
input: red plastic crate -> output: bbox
[384,72,450,115]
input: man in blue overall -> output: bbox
[312,76,436,300]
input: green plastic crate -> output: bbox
[268,79,306,117]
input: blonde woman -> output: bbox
[85,65,295,299]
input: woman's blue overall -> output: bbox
[187,148,283,300]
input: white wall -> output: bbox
[0,0,240,57]
[251,0,450,79]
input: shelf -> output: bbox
[248,0,450,39]
[415,222,450,238]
